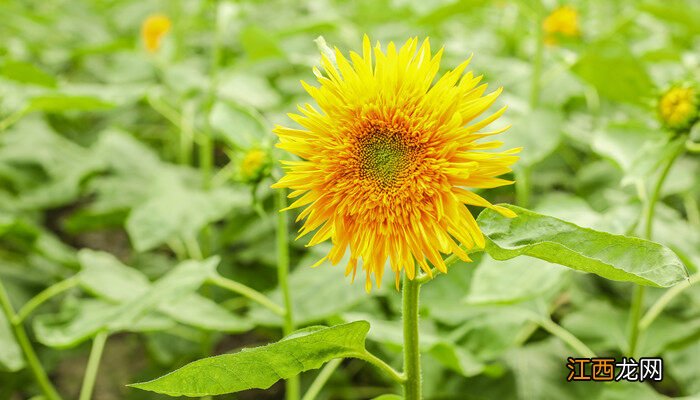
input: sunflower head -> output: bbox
[543,6,580,44]
[239,148,272,184]
[141,14,171,53]
[273,36,518,291]
[658,85,699,132]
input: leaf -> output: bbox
[465,255,568,305]
[33,299,174,348]
[572,39,654,104]
[126,187,249,252]
[0,60,57,87]
[502,108,562,167]
[238,25,284,61]
[27,94,115,112]
[477,204,688,287]
[129,321,370,396]
[372,396,403,400]
[78,249,150,302]
[249,247,370,326]
[209,101,268,149]
[108,257,220,329]
[0,310,24,371]
[159,294,253,333]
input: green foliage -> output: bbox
[129,321,370,396]
[479,205,688,287]
[0,0,699,399]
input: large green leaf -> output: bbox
[130,321,370,396]
[477,205,688,287]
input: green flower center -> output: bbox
[358,133,411,188]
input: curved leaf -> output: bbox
[129,321,370,397]
[477,205,688,287]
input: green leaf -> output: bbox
[238,25,284,61]
[129,321,370,396]
[372,395,403,400]
[27,94,114,112]
[465,255,568,305]
[477,205,688,287]
[126,187,249,252]
[572,39,654,104]
[503,108,563,167]
[108,257,220,329]
[209,101,268,149]
[250,248,369,326]
[33,299,174,348]
[78,249,150,302]
[159,294,253,333]
[1,60,57,87]
[0,310,24,371]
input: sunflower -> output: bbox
[141,14,171,53]
[542,6,580,44]
[273,36,519,291]
[658,85,699,132]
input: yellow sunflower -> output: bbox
[273,36,519,291]
[542,6,580,44]
[658,86,699,132]
[141,14,171,53]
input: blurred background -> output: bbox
[0,0,699,399]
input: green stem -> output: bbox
[356,350,405,384]
[0,107,29,132]
[402,278,421,400]
[536,318,596,358]
[640,273,700,331]
[514,167,532,208]
[78,331,108,400]
[14,276,79,324]
[276,188,299,400]
[0,280,62,400]
[628,143,685,357]
[627,285,646,358]
[208,274,285,316]
[530,18,544,109]
[686,138,700,153]
[301,358,342,400]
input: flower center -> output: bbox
[358,133,412,188]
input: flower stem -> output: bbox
[0,280,63,400]
[301,358,342,400]
[640,273,700,331]
[78,331,108,400]
[276,188,299,400]
[514,167,532,208]
[208,274,285,316]
[402,277,421,400]
[356,350,405,384]
[14,276,79,324]
[536,318,596,358]
[628,142,685,357]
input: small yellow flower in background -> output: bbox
[658,86,699,132]
[273,36,519,291]
[141,14,171,53]
[543,6,580,44]
[239,149,272,183]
